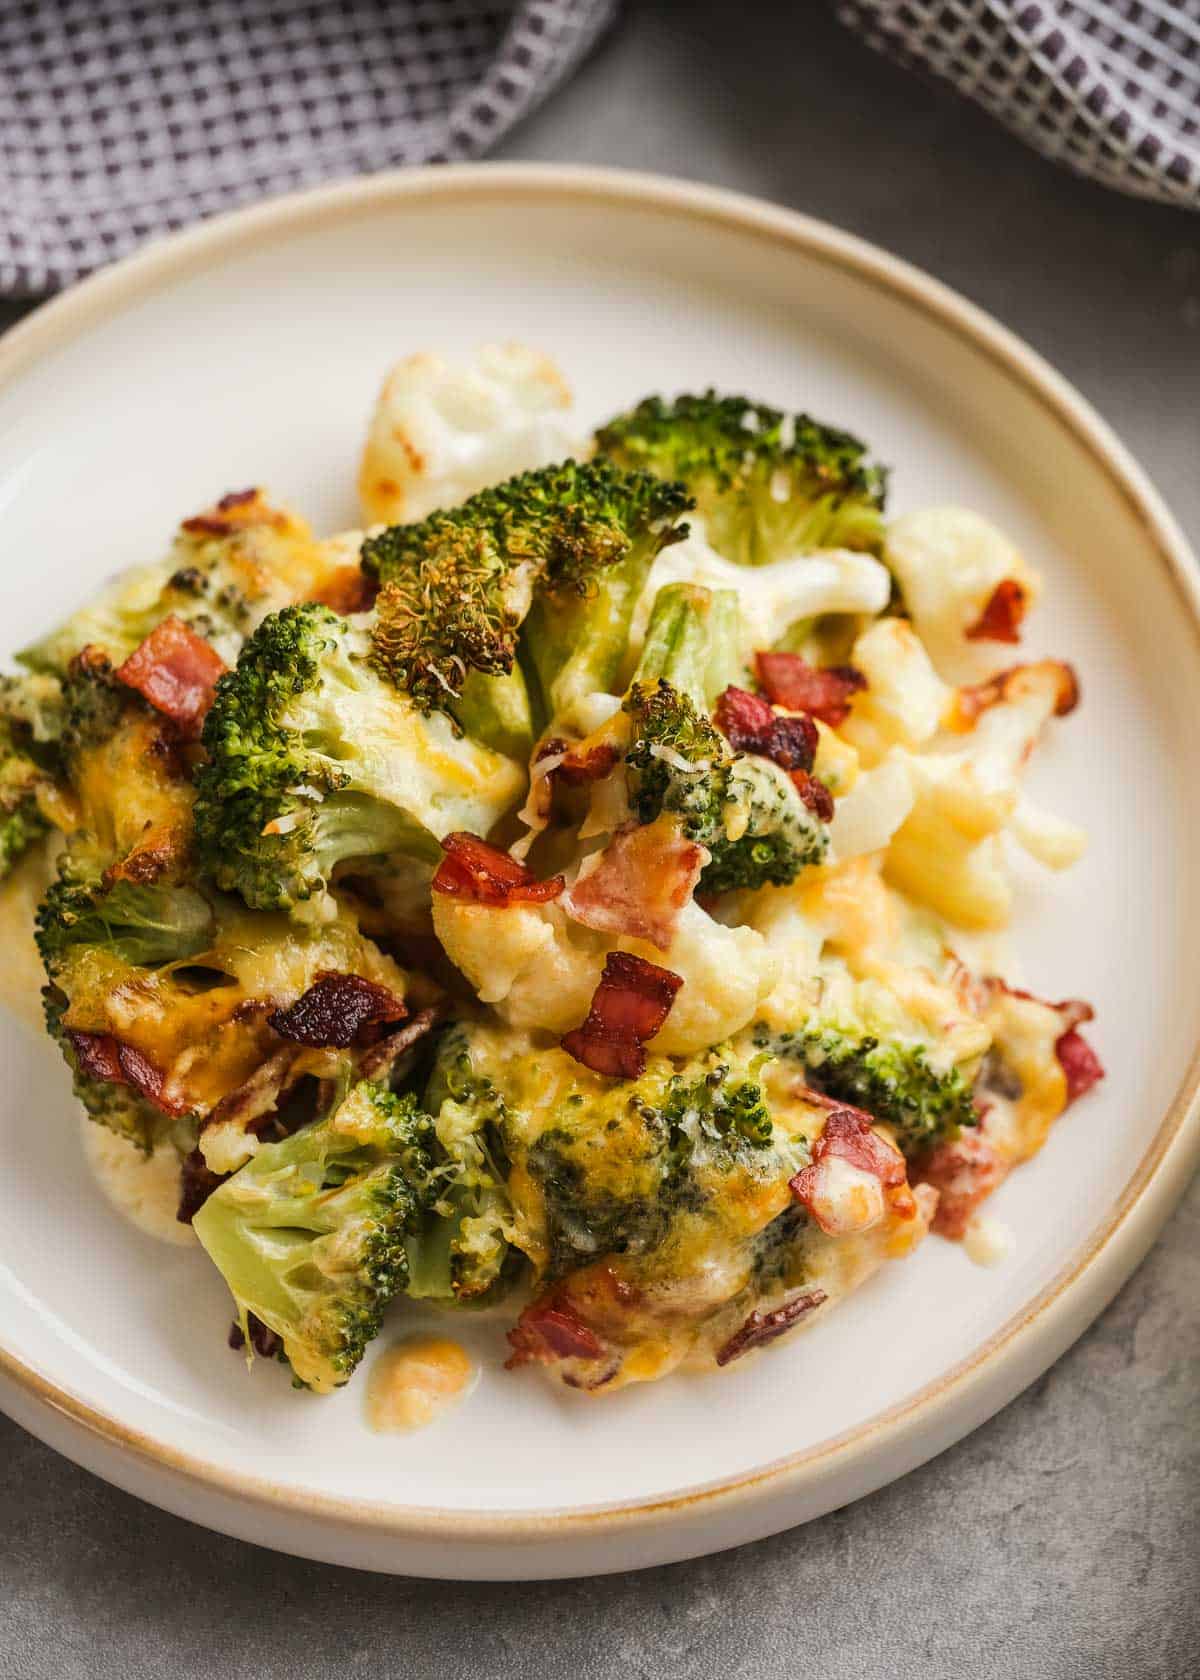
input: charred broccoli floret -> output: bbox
[596,391,887,565]
[363,458,694,740]
[193,1081,438,1392]
[194,603,525,912]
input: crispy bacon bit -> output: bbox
[177,1148,226,1224]
[714,685,819,772]
[715,1288,828,1367]
[913,1131,1009,1240]
[432,832,565,907]
[1056,1026,1105,1104]
[754,651,867,728]
[791,768,835,822]
[790,1106,908,1236]
[356,1007,440,1082]
[115,616,227,738]
[228,1314,283,1359]
[966,578,1028,643]
[802,1106,908,1186]
[268,972,407,1049]
[506,1301,606,1368]
[953,660,1080,728]
[66,1029,190,1117]
[561,951,683,1080]
[310,565,379,616]
[555,740,621,786]
[562,822,706,951]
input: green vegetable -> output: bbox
[194,602,524,913]
[36,866,214,976]
[405,1025,516,1304]
[193,1081,437,1392]
[622,584,828,893]
[596,391,887,565]
[755,978,982,1155]
[42,987,173,1153]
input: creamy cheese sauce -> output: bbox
[963,1215,1014,1268]
[366,1335,476,1433]
[81,1117,196,1246]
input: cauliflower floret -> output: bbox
[839,618,951,767]
[431,894,777,1056]
[828,751,915,862]
[627,518,892,672]
[883,661,1084,929]
[885,508,1042,683]
[358,344,578,526]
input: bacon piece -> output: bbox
[755,651,867,728]
[66,1029,190,1117]
[554,740,621,786]
[790,1106,908,1236]
[561,951,683,1080]
[310,565,378,616]
[966,578,1028,643]
[506,1301,606,1367]
[562,822,705,951]
[715,1288,828,1367]
[268,972,407,1049]
[1056,1027,1105,1104]
[177,1148,226,1224]
[356,1007,440,1081]
[115,615,227,737]
[953,660,1080,728]
[790,768,835,822]
[432,832,565,907]
[913,1130,1009,1240]
[228,1314,284,1359]
[714,685,818,772]
[984,980,1103,1108]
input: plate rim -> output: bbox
[1,159,1198,1550]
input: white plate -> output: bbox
[0,164,1197,1580]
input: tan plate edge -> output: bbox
[1,162,1198,1545]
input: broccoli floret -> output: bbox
[0,672,66,879]
[701,756,828,894]
[755,979,980,1155]
[405,1025,515,1303]
[42,986,172,1152]
[505,459,693,724]
[193,1081,438,1392]
[362,459,693,740]
[194,603,525,912]
[509,1045,798,1282]
[596,391,887,565]
[621,586,828,894]
[36,865,214,976]
[362,513,538,759]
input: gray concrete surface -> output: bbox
[1,3,1197,1675]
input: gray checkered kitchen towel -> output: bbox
[838,1,1200,209]
[0,0,615,296]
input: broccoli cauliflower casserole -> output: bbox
[0,347,1103,1399]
